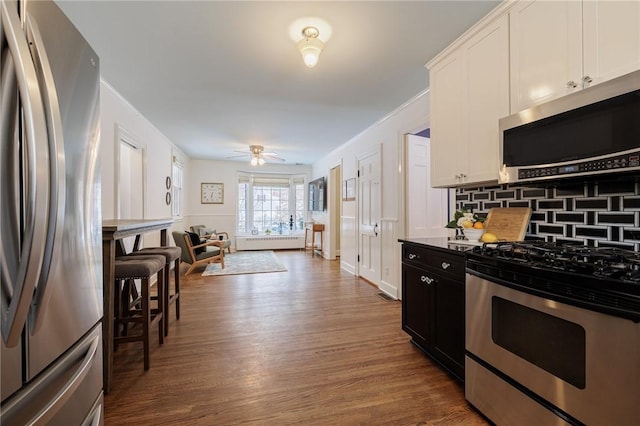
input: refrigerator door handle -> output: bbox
[0,328,101,425]
[29,334,100,425]
[0,0,51,347]
[24,14,67,333]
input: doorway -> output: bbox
[116,126,145,252]
[405,134,449,238]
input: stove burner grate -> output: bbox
[475,242,640,284]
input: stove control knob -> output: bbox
[441,262,450,270]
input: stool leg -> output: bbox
[113,279,122,351]
[142,277,150,371]
[120,279,132,337]
[174,258,180,320]
[156,270,164,346]
[163,262,170,337]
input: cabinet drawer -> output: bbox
[402,244,464,277]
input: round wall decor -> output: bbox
[166,176,172,189]
[165,191,172,205]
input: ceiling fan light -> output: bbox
[250,157,258,166]
[297,37,323,68]
[258,157,265,165]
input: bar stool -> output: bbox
[129,246,181,336]
[113,254,165,370]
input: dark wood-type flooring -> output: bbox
[105,250,488,425]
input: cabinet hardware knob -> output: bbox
[408,253,417,260]
[566,80,578,88]
[583,75,593,84]
[441,262,450,269]
[421,276,434,284]
[460,173,467,179]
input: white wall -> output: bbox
[99,80,188,246]
[100,76,432,296]
[312,90,431,298]
[184,160,312,247]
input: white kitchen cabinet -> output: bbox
[510,0,640,113]
[583,0,640,87]
[429,52,464,188]
[429,15,509,188]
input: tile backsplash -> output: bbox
[455,176,640,251]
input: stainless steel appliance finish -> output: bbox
[1,0,103,423]
[465,243,640,425]
[499,70,640,184]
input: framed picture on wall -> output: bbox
[201,182,224,204]
[344,178,355,201]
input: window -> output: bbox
[237,173,306,234]
[172,157,183,217]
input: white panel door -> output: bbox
[119,140,144,252]
[358,151,381,285]
[406,135,449,238]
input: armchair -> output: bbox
[172,231,225,276]
[190,224,232,254]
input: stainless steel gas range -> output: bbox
[465,242,640,426]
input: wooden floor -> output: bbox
[105,250,488,425]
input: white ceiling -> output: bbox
[56,1,500,165]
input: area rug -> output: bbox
[201,250,287,276]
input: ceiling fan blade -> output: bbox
[226,154,249,159]
[264,154,286,162]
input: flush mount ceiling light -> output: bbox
[298,26,323,68]
[289,17,332,68]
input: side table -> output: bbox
[304,223,325,256]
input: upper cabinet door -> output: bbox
[509,0,582,113]
[582,0,640,87]
[429,14,509,188]
[429,52,464,188]
[463,15,509,185]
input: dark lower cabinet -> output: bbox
[401,242,465,381]
[402,263,434,349]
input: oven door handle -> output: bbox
[465,268,640,323]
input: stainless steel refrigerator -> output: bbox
[1,0,103,424]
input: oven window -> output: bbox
[491,297,586,389]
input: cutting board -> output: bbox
[484,207,532,241]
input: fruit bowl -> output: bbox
[462,228,484,242]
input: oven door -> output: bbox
[466,272,640,425]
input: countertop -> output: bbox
[399,237,482,252]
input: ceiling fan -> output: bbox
[227,145,286,165]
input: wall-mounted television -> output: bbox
[308,177,326,212]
